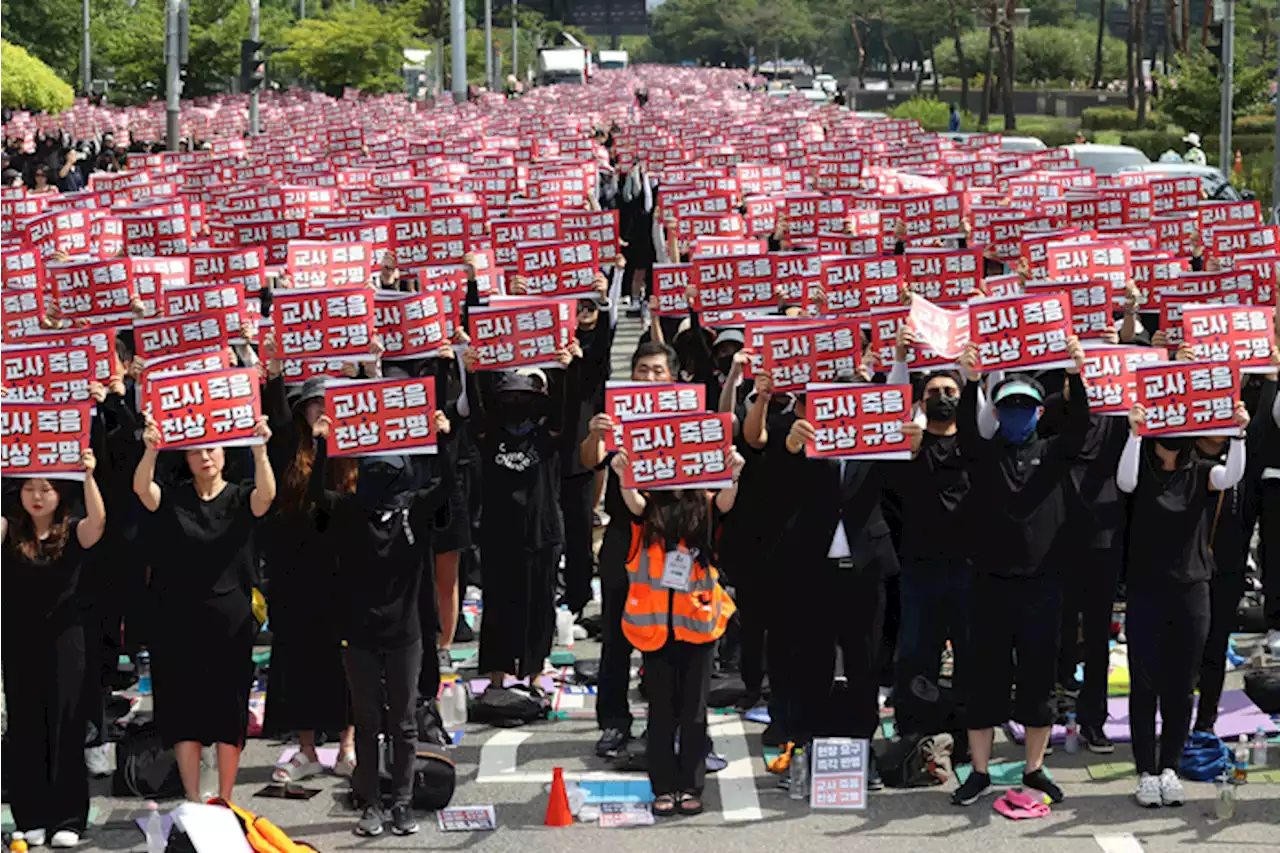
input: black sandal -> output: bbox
[677,792,704,816]
[653,793,678,817]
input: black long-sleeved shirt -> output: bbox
[889,431,970,563]
[956,371,1089,576]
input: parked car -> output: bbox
[1116,162,1252,202]
[1061,143,1151,175]
[939,132,1047,152]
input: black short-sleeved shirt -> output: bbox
[1127,457,1218,585]
[149,481,258,602]
[478,426,563,552]
[2,518,86,639]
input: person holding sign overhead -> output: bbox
[132,410,275,803]
[951,335,1088,807]
[1117,399,1250,808]
[1,449,104,850]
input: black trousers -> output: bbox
[559,472,596,615]
[791,562,886,743]
[1196,572,1247,731]
[595,561,634,732]
[342,640,423,808]
[643,641,714,795]
[732,556,769,697]
[1127,581,1210,775]
[416,551,442,702]
[1262,480,1280,631]
[967,573,1062,730]
[1057,544,1123,728]
[2,623,89,833]
[478,544,557,679]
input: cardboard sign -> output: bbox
[1080,343,1167,415]
[760,320,863,392]
[1044,240,1131,296]
[272,288,376,360]
[1130,254,1190,305]
[1180,303,1276,373]
[869,307,951,371]
[143,366,262,450]
[469,298,574,369]
[969,293,1074,370]
[905,248,983,305]
[142,348,232,379]
[618,411,733,490]
[653,263,693,316]
[774,252,824,305]
[517,240,599,296]
[285,240,374,288]
[597,803,655,828]
[692,254,777,313]
[886,191,967,240]
[48,256,134,323]
[437,806,496,832]
[1,345,95,403]
[603,381,706,451]
[809,738,871,810]
[1134,361,1238,437]
[375,290,448,360]
[1156,269,1255,307]
[815,255,904,315]
[804,384,911,461]
[19,325,115,382]
[561,210,620,264]
[133,310,239,362]
[1026,279,1113,339]
[2,287,45,342]
[325,376,437,456]
[0,400,93,481]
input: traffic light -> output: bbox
[240,39,265,92]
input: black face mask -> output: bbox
[924,394,958,423]
[1156,437,1194,454]
[715,356,734,374]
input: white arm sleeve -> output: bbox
[1273,386,1280,428]
[976,369,1004,440]
[1116,433,1141,493]
[1209,438,1246,491]
[455,350,470,418]
[887,359,909,387]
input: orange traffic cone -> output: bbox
[1233,149,1243,175]
[544,767,573,827]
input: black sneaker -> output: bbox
[951,770,992,806]
[390,804,419,835]
[1022,767,1064,804]
[733,691,762,713]
[867,753,884,792]
[1082,724,1115,754]
[354,805,385,837]
[1058,676,1082,697]
[596,727,630,758]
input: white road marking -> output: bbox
[474,729,634,783]
[709,716,764,822]
[1093,833,1144,853]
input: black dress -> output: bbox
[2,519,91,834]
[147,481,259,747]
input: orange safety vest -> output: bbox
[221,800,320,853]
[621,525,735,652]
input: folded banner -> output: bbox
[1180,303,1276,373]
[969,292,1074,371]
[604,381,706,452]
[1134,361,1238,437]
[143,366,262,450]
[469,298,575,369]
[272,287,376,361]
[804,382,912,461]
[0,399,93,481]
[325,376,438,457]
[619,411,733,490]
[1080,343,1167,415]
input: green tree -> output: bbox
[279,2,417,95]
[1,38,75,112]
[1,0,82,83]
[1156,46,1270,137]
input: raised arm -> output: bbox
[1209,402,1252,492]
[714,448,746,514]
[742,373,773,450]
[581,412,612,470]
[249,416,276,517]
[719,350,748,417]
[77,448,106,548]
[610,451,647,516]
[1051,338,1091,459]
[955,342,988,460]
[132,414,163,512]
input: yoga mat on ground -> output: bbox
[467,675,557,695]
[1087,761,1280,783]
[1004,690,1277,745]
[277,746,340,767]
[954,761,1045,787]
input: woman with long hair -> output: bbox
[2,449,105,849]
[262,372,358,782]
[611,449,743,817]
[29,163,59,195]
[1118,401,1250,808]
[133,413,275,802]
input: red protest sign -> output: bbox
[814,255,905,316]
[143,366,261,450]
[1198,200,1261,232]
[469,298,574,369]
[2,345,95,403]
[1130,254,1190,305]
[1180,303,1276,372]
[1025,279,1113,339]
[272,287,376,360]
[0,400,93,481]
[133,310,239,362]
[141,348,232,380]
[189,247,267,296]
[803,383,912,460]
[1135,361,1238,437]
[603,381,706,451]
[653,263,693,317]
[375,290,448,360]
[905,248,983,305]
[692,254,777,313]
[1080,344,1166,415]
[2,287,45,342]
[1044,240,1131,296]
[517,240,599,296]
[760,320,863,392]
[19,325,116,382]
[47,256,134,323]
[618,411,733,490]
[130,256,190,318]
[285,240,374,288]
[888,192,967,240]
[969,292,1074,370]
[325,376,438,457]
[561,211,620,265]
[2,246,43,292]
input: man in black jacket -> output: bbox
[951,335,1088,807]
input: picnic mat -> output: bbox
[955,761,1047,787]
[1087,761,1280,783]
[1005,690,1276,745]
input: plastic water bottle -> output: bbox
[1063,713,1080,755]
[1233,734,1249,784]
[1251,728,1268,768]
[439,679,465,732]
[1215,772,1236,819]
[145,801,166,853]
[452,676,469,727]
[789,747,808,801]
[136,651,152,695]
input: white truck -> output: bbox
[538,48,588,85]
[597,50,629,70]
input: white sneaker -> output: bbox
[1135,772,1162,808]
[272,752,324,784]
[1266,630,1280,658]
[1159,768,1185,806]
[572,624,588,640]
[333,750,357,778]
[50,830,79,849]
[24,829,47,846]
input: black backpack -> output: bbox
[878,733,955,789]
[412,745,457,811]
[1244,670,1280,715]
[469,684,550,727]
[112,716,183,799]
